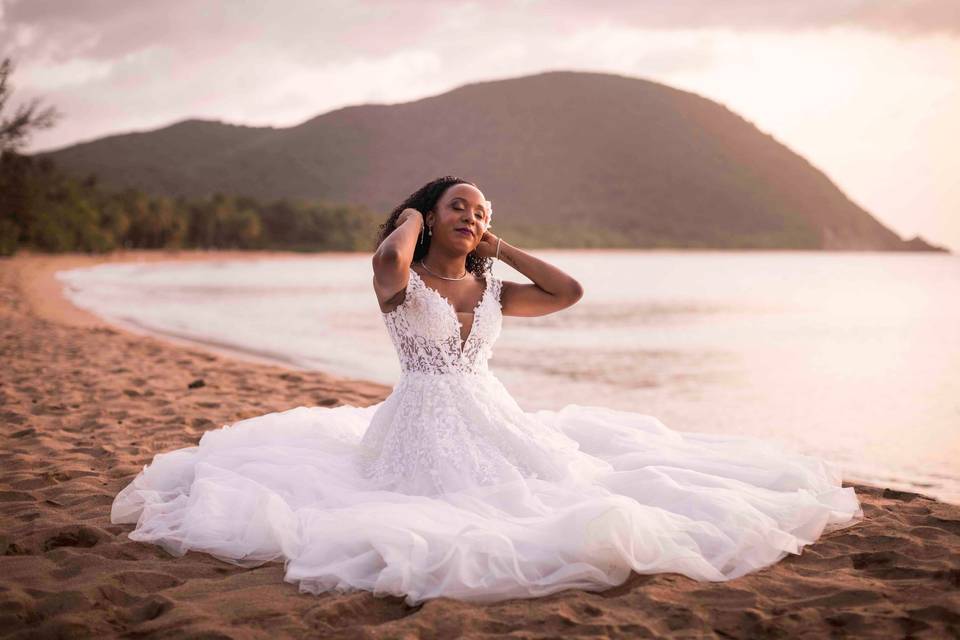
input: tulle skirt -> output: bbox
[111,377,864,605]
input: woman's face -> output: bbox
[427,184,491,253]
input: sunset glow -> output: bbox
[2,0,957,250]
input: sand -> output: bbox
[1,249,958,639]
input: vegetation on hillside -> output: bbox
[0,56,385,257]
[1,153,388,257]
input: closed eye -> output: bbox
[454,205,487,220]
[453,200,487,217]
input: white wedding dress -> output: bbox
[111,267,864,605]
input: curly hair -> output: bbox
[374,175,492,278]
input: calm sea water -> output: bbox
[57,250,960,504]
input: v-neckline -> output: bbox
[410,268,489,355]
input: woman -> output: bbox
[111,176,864,605]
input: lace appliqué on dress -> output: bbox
[356,268,594,495]
[380,268,500,375]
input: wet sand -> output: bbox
[1,249,958,638]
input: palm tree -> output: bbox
[0,56,63,157]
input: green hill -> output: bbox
[34,70,947,252]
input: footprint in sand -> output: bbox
[118,594,176,624]
[112,570,185,593]
[42,524,111,551]
[0,490,34,502]
[302,595,416,630]
[2,410,28,425]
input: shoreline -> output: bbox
[19,247,342,327]
[1,249,959,637]
[40,248,959,505]
[25,248,359,373]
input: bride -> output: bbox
[111,176,864,605]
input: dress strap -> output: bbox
[489,273,502,307]
[408,268,423,288]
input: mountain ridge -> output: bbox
[34,70,949,252]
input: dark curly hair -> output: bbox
[375,176,492,278]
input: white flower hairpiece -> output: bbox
[480,200,493,232]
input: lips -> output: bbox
[455,227,473,238]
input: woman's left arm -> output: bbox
[480,234,583,317]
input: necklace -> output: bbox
[418,260,467,280]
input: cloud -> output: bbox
[0,0,435,64]
[545,0,960,37]
[1,0,956,70]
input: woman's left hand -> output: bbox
[473,229,501,259]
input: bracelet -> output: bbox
[495,237,502,260]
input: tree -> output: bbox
[0,56,63,156]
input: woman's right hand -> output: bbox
[396,208,423,230]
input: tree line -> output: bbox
[0,151,382,256]
[0,55,381,256]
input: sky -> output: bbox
[2,0,958,252]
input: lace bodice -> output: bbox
[382,268,503,375]
[359,267,606,495]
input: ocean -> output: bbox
[57,249,960,504]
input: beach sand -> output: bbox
[1,249,958,638]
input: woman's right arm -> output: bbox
[372,208,423,309]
